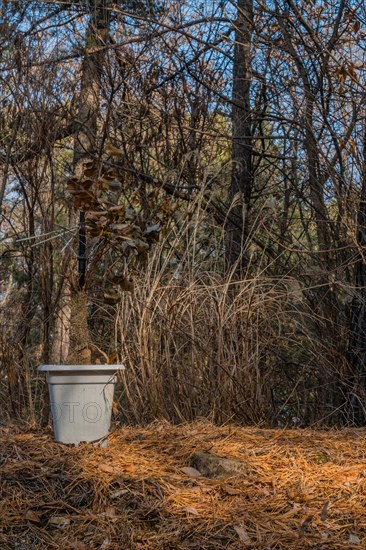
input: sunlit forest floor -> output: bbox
[1,421,366,549]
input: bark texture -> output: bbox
[66,292,92,365]
[348,122,366,424]
[226,0,254,271]
[66,1,110,364]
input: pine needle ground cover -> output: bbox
[1,422,366,549]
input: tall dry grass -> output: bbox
[111,206,350,426]
[117,278,350,425]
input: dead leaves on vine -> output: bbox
[65,151,167,304]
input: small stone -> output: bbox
[190,451,249,478]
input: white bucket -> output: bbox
[38,364,124,445]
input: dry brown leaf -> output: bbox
[338,467,360,485]
[86,226,104,238]
[105,506,117,518]
[135,239,150,253]
[321,501,329,521]
[225,487,241,495]
[299,515,313,537]
[24,510,41,523]
[123,464,136,473]
[85,210,108,220]
[109,223,132,234]
[353,19,361,33]
[110,275,134,291]
[108,351,118,364]
[105,143,123,157]
[349,534,360,544]
[97,177,110,190]
[83,167,97,177]
[108,180,122,191]
[99,464,117,474]
[109,205,124,213]
[103,289,122,305]
[233,524,251,544]
[184,506,199,515]
[79,179,94,190]
[83,160,96,169]
[49,516,71,527]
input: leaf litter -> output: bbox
[1,421,366,548]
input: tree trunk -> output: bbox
[303,94,331,259]
[347,121,366,425]
[66,1,110,364]
[226,0,254,272]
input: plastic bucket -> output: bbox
[39,364,124,444]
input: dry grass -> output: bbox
[116,267,347,426]
[0,203,350,427]
[1,421,366,549]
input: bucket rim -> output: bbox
[38,364,125,372]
